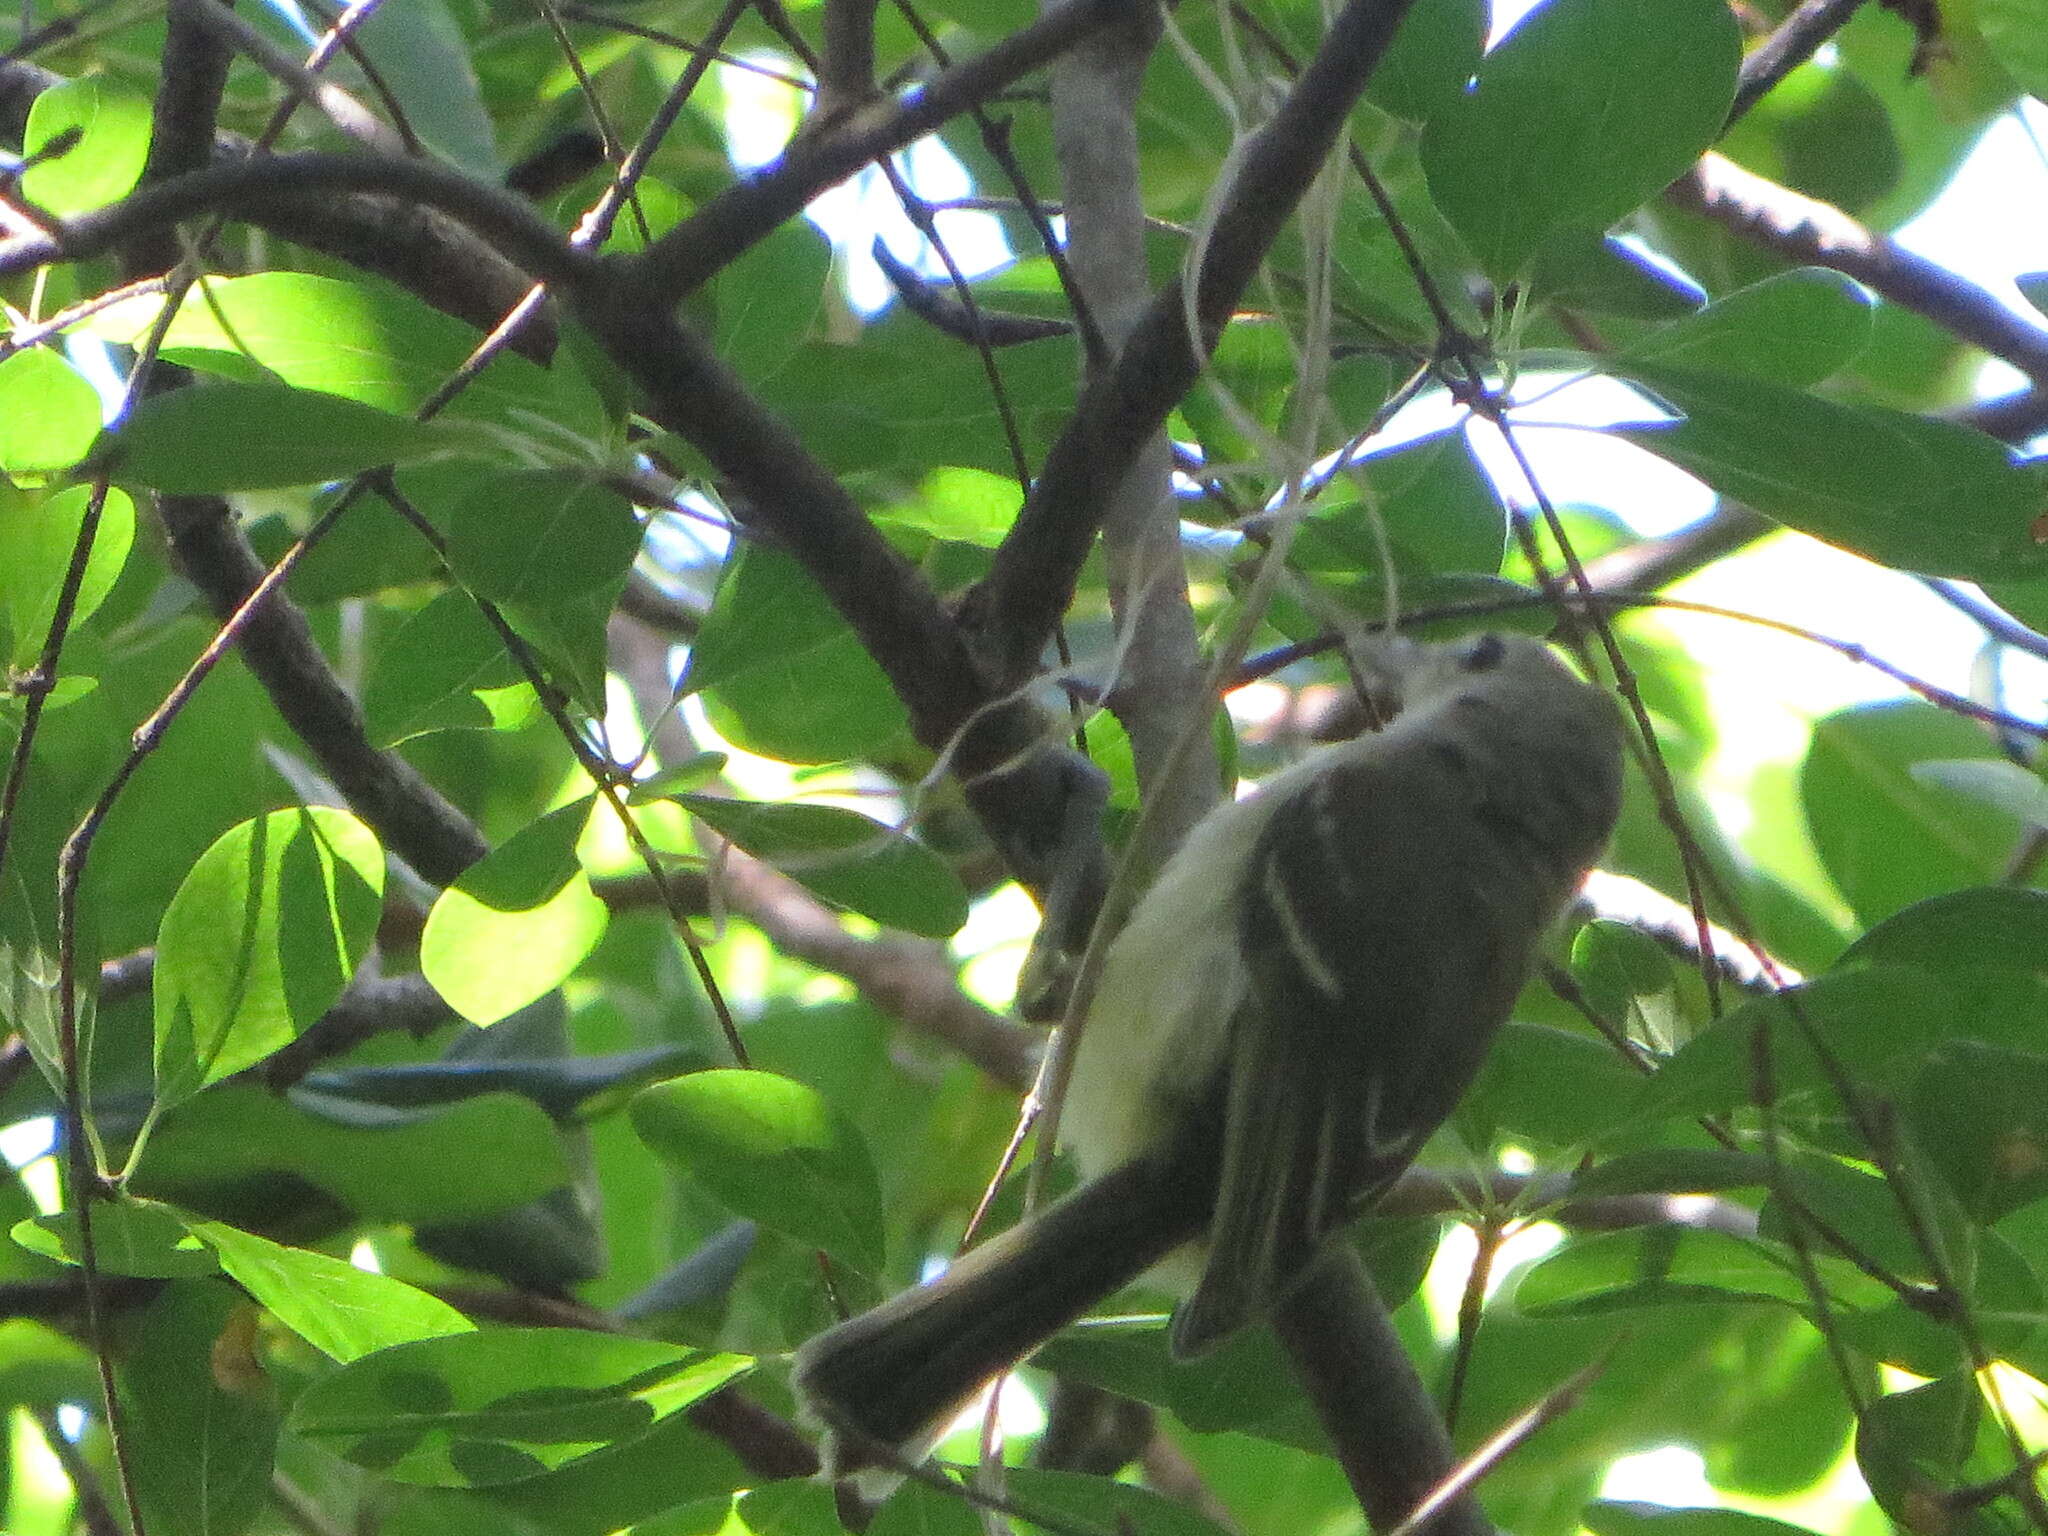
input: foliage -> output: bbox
[0,0,2046,1533]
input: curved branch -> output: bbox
[1665,152,2048,388]
[968,0,1420,683]
[631,0,1130,298]
[1,60,558,349]
[572,288,1104,901]
[0,149,588,292]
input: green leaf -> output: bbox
[0,347,105,476]
[676,795,968,939]
[872,466,1021,548]
[98,380,459,492]
[132,1085,572,1227]
[1585,1502,1826,1536]
[631,1069,885,1273]
[1525,233,1707,320]
[13,1197,220,1278]
[1419,0,1740,281]
[153,807,385,1108]
[191,1219,474,1361]
[287,1327,749,1486]
[421,799,609,1025]
[1516,1226,1894,1315]
[1362,0,1487,123]
[1907,1043,2048,1223]
[1290,428,1506,579]
[361,589,526,746]
[1615,365,2048,581]
[1842,886,2048,973]
[1979,0,2048,102]
[104,271,601,438]
[1570,918,1677,1025]
[1910,757,2048,828]
[0,483,134,669]
[119,1283,279,1536]
[1462,1019,1648,1148]
[441,469,643,604]
[1619,270,1873,386]
[1629,967,1959,1125]
[714,221,833,383]
[1854,1376,1998,1533]
[687,545,909,765]
[343,0,499,176]
[1801,702,2021,924]
[21,77,151,216]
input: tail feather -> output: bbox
[792,1154,1211,1472]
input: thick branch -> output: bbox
[0,61,556,348]
[1274,1249,1494,1536]
[1049,0,1219,864]
[969,0,1419,682]
[1665,152,2048,387]
[631,0,1128,298]
[574,289,1103,901]
[155,497,490,887]
[0,149,587,293]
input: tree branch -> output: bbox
[1664,151,2048,387]
[153,497,491,887]
[572,290,1104,904]
[0,148,588,293]
[630,0,1130,299]
[1274,1249,1494,1536]
[0,63,558,349]
[1047,0,1220,864]
[967,0,1420,683]
[1726,0,1870,126]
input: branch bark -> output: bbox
[968,0,1420,683]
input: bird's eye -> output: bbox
[1459,634,1507,672]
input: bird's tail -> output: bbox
[792,1153,1210,1474]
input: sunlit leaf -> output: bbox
[288,1327,749,1486]
[631,1070,885,1273]
[154,807,385,1108]
[1419,0,1740,280]
[421,799,607,1025]
[192,1219,474,1361]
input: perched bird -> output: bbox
[794,631,1626,1469]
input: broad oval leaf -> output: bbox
[1841,886,2048,974]
[1419,0,1740,281]
[12,1197,219,1279]
[21,77,151,217]
[678,795,969,939]
[1801,702,2020,925]
[1627,966,1959,1126]
[1619,269,1874,387]
[686,545,909,765]
[362,588,526,747]
[132,1085,572,1228]
[0,483,134,669]
[421,798,608,1025]
[192,1219,473,1361]
[154,807,385,1108]
[1615,364,2048,582]
[287,1326,750,1486]
[97,380,459,492]
[1585,1501,1827,1536]
[0,348,105,476]
[630,1069,885,1273]
[441,469,644,605]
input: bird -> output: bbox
[793,630,1626,1472]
